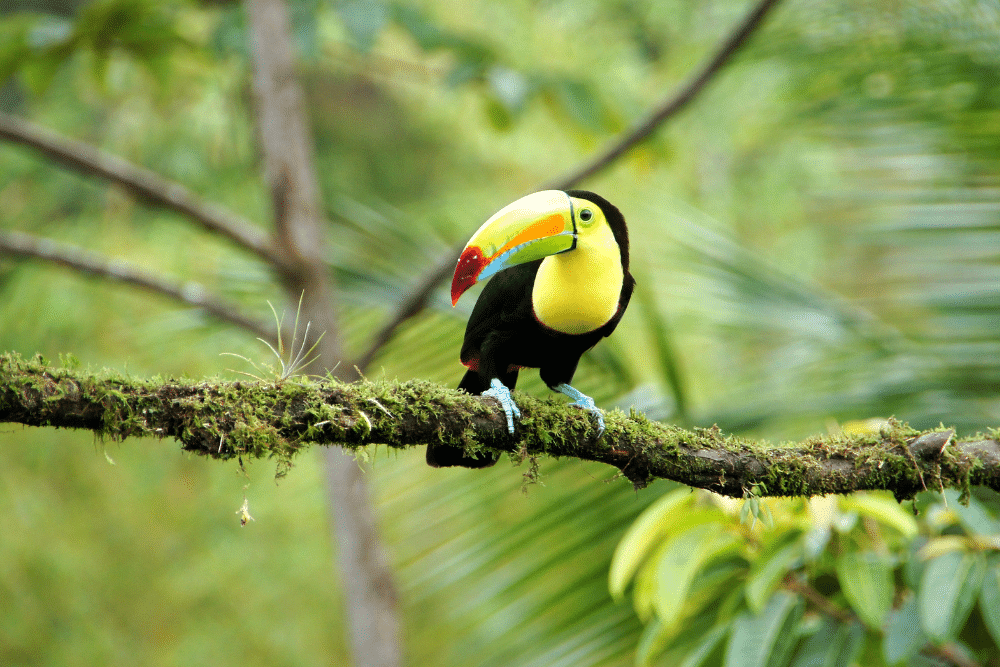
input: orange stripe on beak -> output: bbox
[494,213,566,259]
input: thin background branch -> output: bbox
[353,0,784,371]
[0,111,288,271]
[0,229,273,339]
[540,0,784,190]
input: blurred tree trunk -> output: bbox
[245,2,402,666]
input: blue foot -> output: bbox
[483,378,521,434]
[554,383,605,437]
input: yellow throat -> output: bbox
[531,222,624,334]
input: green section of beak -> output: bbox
[452,190,579,304]
[466,190,577,283]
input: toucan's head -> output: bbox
[451,190,629,306]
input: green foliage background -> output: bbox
[2,0,1000,665]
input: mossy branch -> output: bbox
[2,352,998,497]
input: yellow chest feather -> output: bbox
[532,228,624,335]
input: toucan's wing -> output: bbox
[459,260,541,365]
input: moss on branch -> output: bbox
[2,352,999,497]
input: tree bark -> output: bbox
[244,2,401,666]
[3,353,998,500]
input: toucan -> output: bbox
[426,190,635,468]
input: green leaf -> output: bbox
[745,540,801,614]
[609,488,692,600]
[788,617,867,667]
[835,551,894,629]
[636,616,668,667]
[919,535,968,560]
[883,596,926,665]
[832,623,867,667]
[390,3,443,49]
[546,78,612,134]
[789,619,864,667]
[686,559,745,619]
[767,597,805,667]
[947,489,1000,536]
[918,551,984,642]
[652,523,719,625]
[18,49,67,96]
[801,525,831,562]
[903,538,928,590]
[981,564,1000,649]
[653,523,740,636]
[724,592,798,667]
[391,2,492,59]
[209,5,247,57]
[678,624,728,667]
[791,618,847,667]
[76,0,182,58]
[839,493,918,538]
[337,0,387,52]
[26,15,74,50]
[0,30,28,83]
[632,555,659,622]
[487,66,530,114]
[483,96,514,132]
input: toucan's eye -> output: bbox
[579,208,594,224]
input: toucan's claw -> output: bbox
[483,378,520,434]
[554,383,605,437]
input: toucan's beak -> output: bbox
[451,190,577,305]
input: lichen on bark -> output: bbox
[2,352,999,499]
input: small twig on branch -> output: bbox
[782,576,853,623]
[2,353,999,498]
[0,111,289,272]
[0,230,273,340]
[352,0,784,370]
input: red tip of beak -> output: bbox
[451,246,488,306]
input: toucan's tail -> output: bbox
[425,370,516,468]
[458,368,519,394]
[457,368,491,394]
